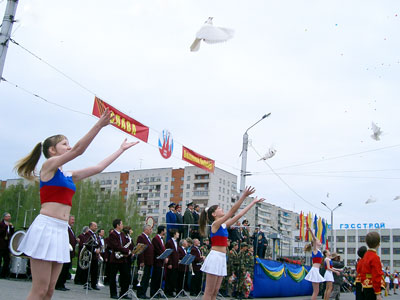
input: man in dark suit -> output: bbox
[108,219,131,299]
[166,203,177,241]
[165,229,179,297]
[228,221,241,245]
[177,239,188,292]
[56,215,77,291]
[136,225,154,299]
[252,226,267,258]
[150,225,167,298]
[0,212,14,278]
[190,239,204,296]
[83,221,101,290]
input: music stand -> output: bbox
[119,243,148,300]
[175,253,195,300]
[150,248,174,300]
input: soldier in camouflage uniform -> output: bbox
[228,241,240,297]
[198,238,210,295]
[236,242,254,299]
[219,239,231,296]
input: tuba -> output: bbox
[78,235,95,270]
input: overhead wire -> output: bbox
[248,143,328,212]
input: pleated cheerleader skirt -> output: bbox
[394,278,399,285]
[385,276,390,283]
[324,270,334,282]
[18,214,70,263]
[200,250,227,276]
[305,266,325,283]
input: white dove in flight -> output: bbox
[365,196,377,204]
[393,196,400,201]
[370,122,383,141]
[258,147,277,161]
[190,17,235,52]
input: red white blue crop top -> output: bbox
[40,169,76,206]
[210,223,228,247]
[312,249,323,264]
[325,258,333,270]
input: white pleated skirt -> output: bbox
[385,276,390,283]
[324,270,334,282]
[305,267,325,283]
[394,278,399,284]
[200,250,227,276]
[18,214,70,263]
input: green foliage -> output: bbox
[0,180,142,236]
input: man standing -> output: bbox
[108,219,131,299]
[0,212,14,278]
[175,205,184,240]
[252,227,267,259]
[165,229,179,297]
[166,203,177,241]
[229,221,241,246]
[190,239,204,296]
[136,225,154,299]
[330,253,344,300]
[83,222,101,290]
[150,225,167,298]
[191,205,201,240]
[183,202,194,239]
[56,215,77,291]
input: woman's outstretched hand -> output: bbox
[243,186,256,197]
[253,197,265,204]
[120,138,139,151]
[98,107,113,128]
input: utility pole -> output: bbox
[0,0,19,81]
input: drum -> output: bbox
[9,230,26,256]
[10,256,28,276]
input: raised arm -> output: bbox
[306,226,318,251]
[72,139,139,182]
[42,108,113,175]
[225,197,265,228]
[212,187,255,230]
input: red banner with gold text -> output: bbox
[182,146,215,173]
[92,97,149,142]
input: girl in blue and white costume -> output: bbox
[199,187,264,300]
[322,249,340,300]
[304,226,325,300]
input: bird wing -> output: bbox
[196,25,234,44]
[371,122,380,133]
[365,197,377,204]
[190,38,201,52]
[394,196,400,201]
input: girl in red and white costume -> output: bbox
[199,187,264,300]
[15,108,138,300]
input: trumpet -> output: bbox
[115,240,132,259]
[137,266,144,286]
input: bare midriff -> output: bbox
[211,245,227,254]
[312,263,321,268]
[40,202,71,221]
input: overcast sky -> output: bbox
[1,0,399,228]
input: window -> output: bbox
[218,195,221,200]
[219,178,222,184]
[381,248,390,255]
[114,180,117,184]
[327,236,332,242]
[336,236,345,243]
[223,188,225,193]
[336,248,345,254]
[170,194,174,198]
[164,193,168,198]
[163,209,166,214]
[393,248,400,255]
[347,248,356,254]
[394,260,400,267]
[181,177,184,181]
[165,177,169,182]
[382,236,390,243]
[186,192,189,197]
[219,187,221,192]
[187,176,190,181]
[359,236,366,243]
[171,186,174,190]
[126,180,129,184]
[382,260,390,267]
[222,196,225,201]
[186,184,190,189]
[223,180,225,185]
[393,236,400,243]
[164,185,168,190]
[348,236,355,242]
[163,201,167,206]
[172,177,175,182]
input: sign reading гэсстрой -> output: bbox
[182,146,215,173]
[92,97,149,142]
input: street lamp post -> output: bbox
[239,113,271,196]
[321,202,342,251]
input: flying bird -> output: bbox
[370,122,383,141]
[365,196,377,204]
[326,193,330,198]
[190,17,234,52]
[394,196,400,201]
[258,147,277,161]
